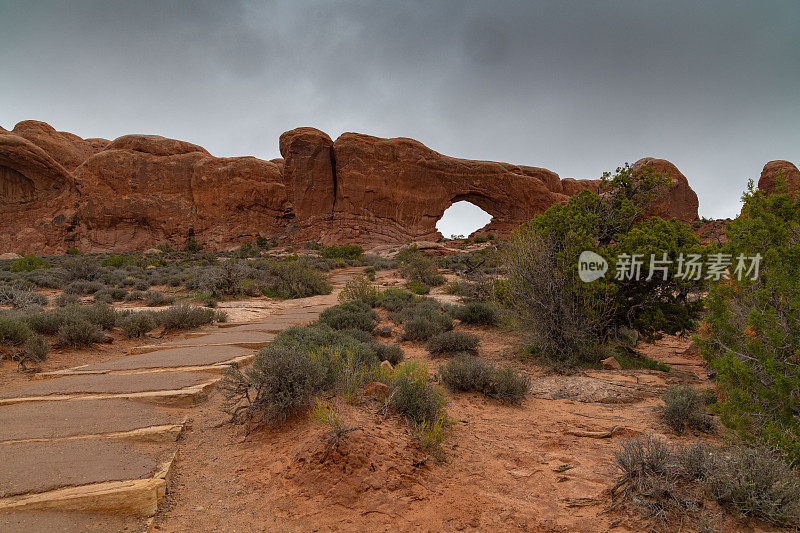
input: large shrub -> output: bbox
[504,164,704,367]
[697,182,800,463]
[220,324,380,424]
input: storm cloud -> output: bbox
[1,0,798,226]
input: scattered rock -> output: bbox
[143,248,162,254]
[529,375,657,404]
[0,253,21,260]
[363,381,389,399]
[379,360,393,371]
[601,357,622,370]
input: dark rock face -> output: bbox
[0,120,703,253]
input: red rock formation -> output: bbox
[0,130,80,254]
[561,178,600,196]
[74,135,289,251]
[0,120,704,253]
[329,133,569,243]
[757,160,800,197]
[10,120,105,172]
[631,157,699,222]
[279,128,336,237]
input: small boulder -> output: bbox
[363,381,389,399]
[378,325,393,337]
[601,356,622,370]
[143,248,162,254]
[380,360,393,371]
[0,253,22,260]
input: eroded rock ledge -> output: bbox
[1,119,756,254]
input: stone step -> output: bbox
[0,439,175,499]
[40,345,254,376]
[0,372,218,407]
[0,399,186,443]
[0,509,149,533]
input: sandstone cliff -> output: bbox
[1,120,703,253]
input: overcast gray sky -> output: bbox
[1,0,798,228]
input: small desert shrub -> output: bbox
[145,290,175,307]
[319,301,377,332]
[611,435,800,529]
[704,446,800,527]
[92,290,113,304]
[100,255,128,268]
[338,327,373,344]
[439,354,494,393]
[61,256,100,281]
[372,342,404,365]
[57,319,106,348]
[405,280,430,295]
[675,441,714,481]
[184,237,203,252]
[613,435,675,482]
[450,301,499,326]
[488,367,531,403]
[389,364,447,425]
[54,292,80,307]
[23,267,67,289]
[10,254,49,272]
[661,386,714,434]
[261,261,332,299]
[443,281,463,295]
[125,290,145,301]
[199,261,252,297]
[321,244,363,261]
[364,266,376,280]
[0,285,48,308]
[64,280,105,295]
[402,317,443,341]
[310,399,356,463]
[439,355,529,403]
[156,304,220,332]
[134,280,150,291]
[220,327,379,425]
[378,288,415,312]
[338,273,380,306]
[119,312,157,338]
[0,316,32,345]
[399,251,446,287]
[221,345,326,424]
[425,330,479,355]
[23,335,49,362]
[82,303,118,330]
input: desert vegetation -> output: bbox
[0,244,393,370]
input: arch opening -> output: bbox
[436,200,493,239]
